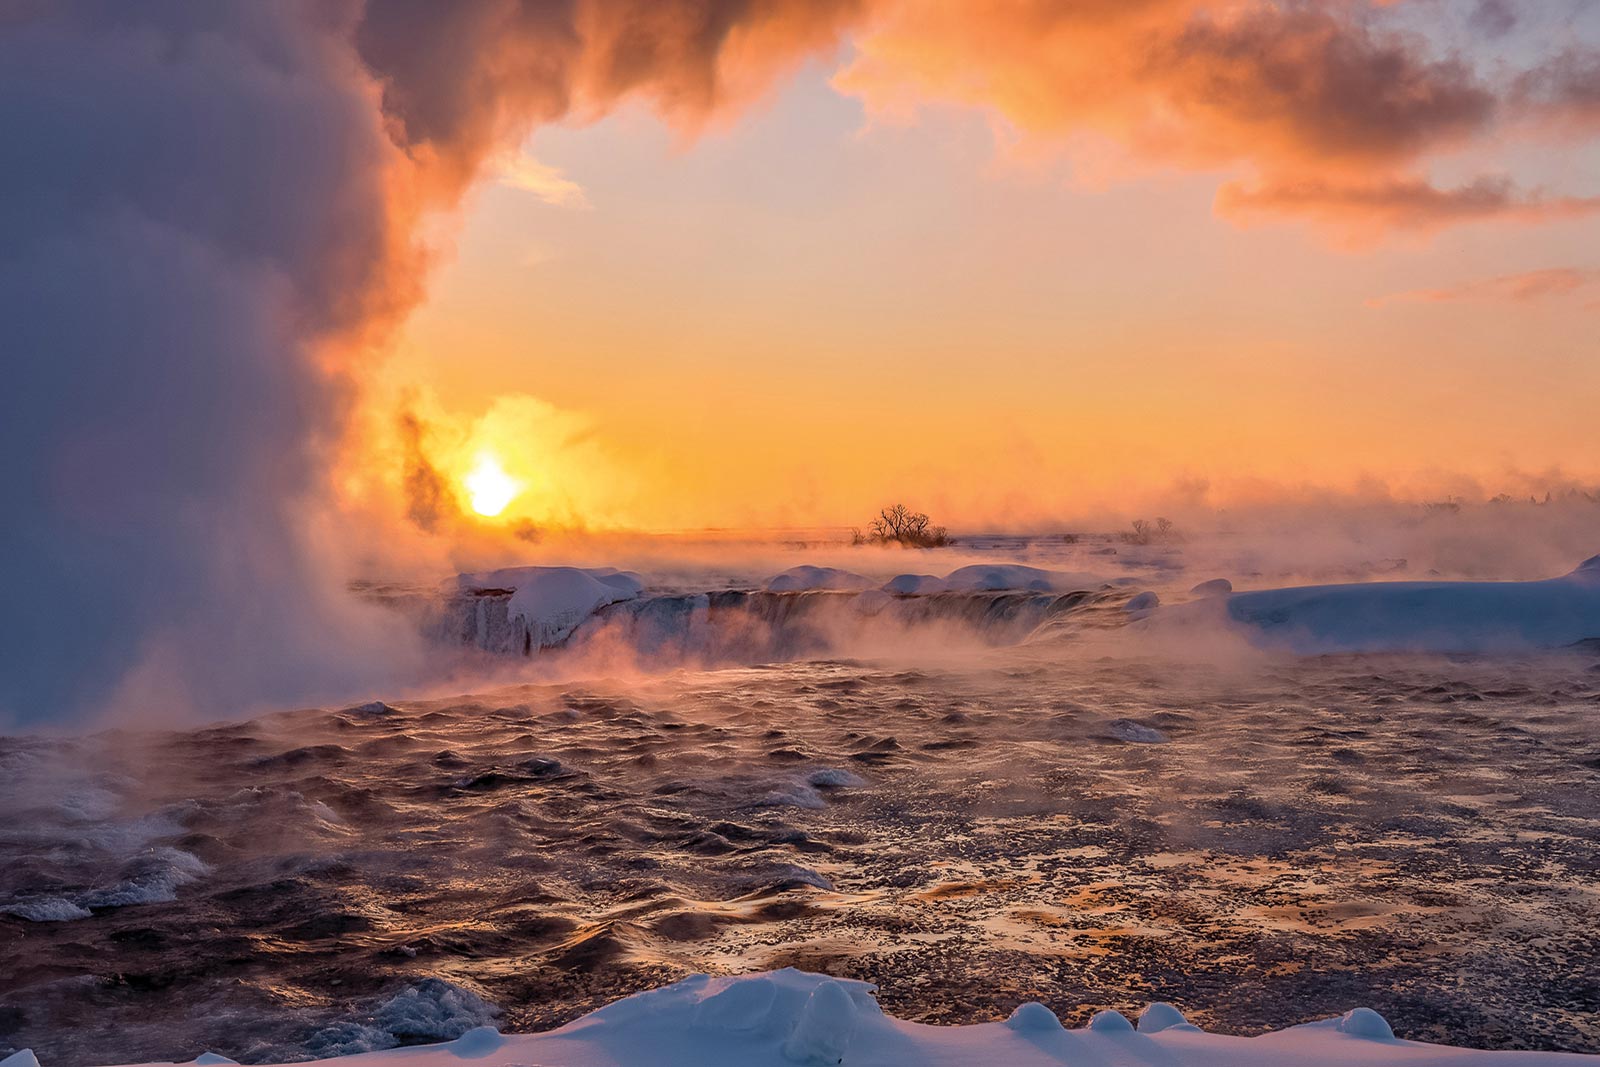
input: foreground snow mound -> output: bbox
[1179,556,1600,655]
[455,567,643,647]
[91,969,1600,1067]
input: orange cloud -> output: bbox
[347,1,1599,242]
[355,0,862,201]
[497,152,590,208]
[1217,176,1600,243]
[1368,267,1600,308]
[837,2,1491,163]
[832,0,1594,240]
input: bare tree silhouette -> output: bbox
[856,504,950,547]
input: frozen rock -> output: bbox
[1137,1003,1191,1033]
[1123,591,1160,613]
[445,1027,502,1058]
[883,573,943,595]
[940,564,1099,593]
[1190,578,1232,597]
[886,564,1105,594]
[193,1054,237,1065]
[1337,1007,1395,1040]
[766,566,875,593]
[1088,1009,1135,1032]
[1004,1002,1064,1032]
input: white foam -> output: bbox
[0,897,92,922]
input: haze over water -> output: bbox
[4,3,1600,1066]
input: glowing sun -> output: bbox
[463,452,520,517]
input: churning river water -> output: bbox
[4,570,1600,1064]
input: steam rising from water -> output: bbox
[0,1,853,728]
[0,2,420,727]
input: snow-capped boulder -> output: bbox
[766,566,876,593]
[1088,1009,1135,1033]
[1337,1007,1395,1040]
[1005,1003,1064,1032]
[1123,591,1160,614]
[1137,1003,1192,1033]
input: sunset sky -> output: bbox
[383,0,1600,530]
[8,0,1600,721]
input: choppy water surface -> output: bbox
[5,644,1600,1064]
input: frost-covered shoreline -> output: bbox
[28,968,1596,1067]
[426,556,1600,664]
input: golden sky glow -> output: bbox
[380,4,1600,532]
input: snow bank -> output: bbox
[1209,555,1600,654]
[455,567,643,647]
[760,563,1103,595]
[764,566,876,593]
[882,564,1103,595]
[1190,577,1233,597]
[82,968,1599,1067]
